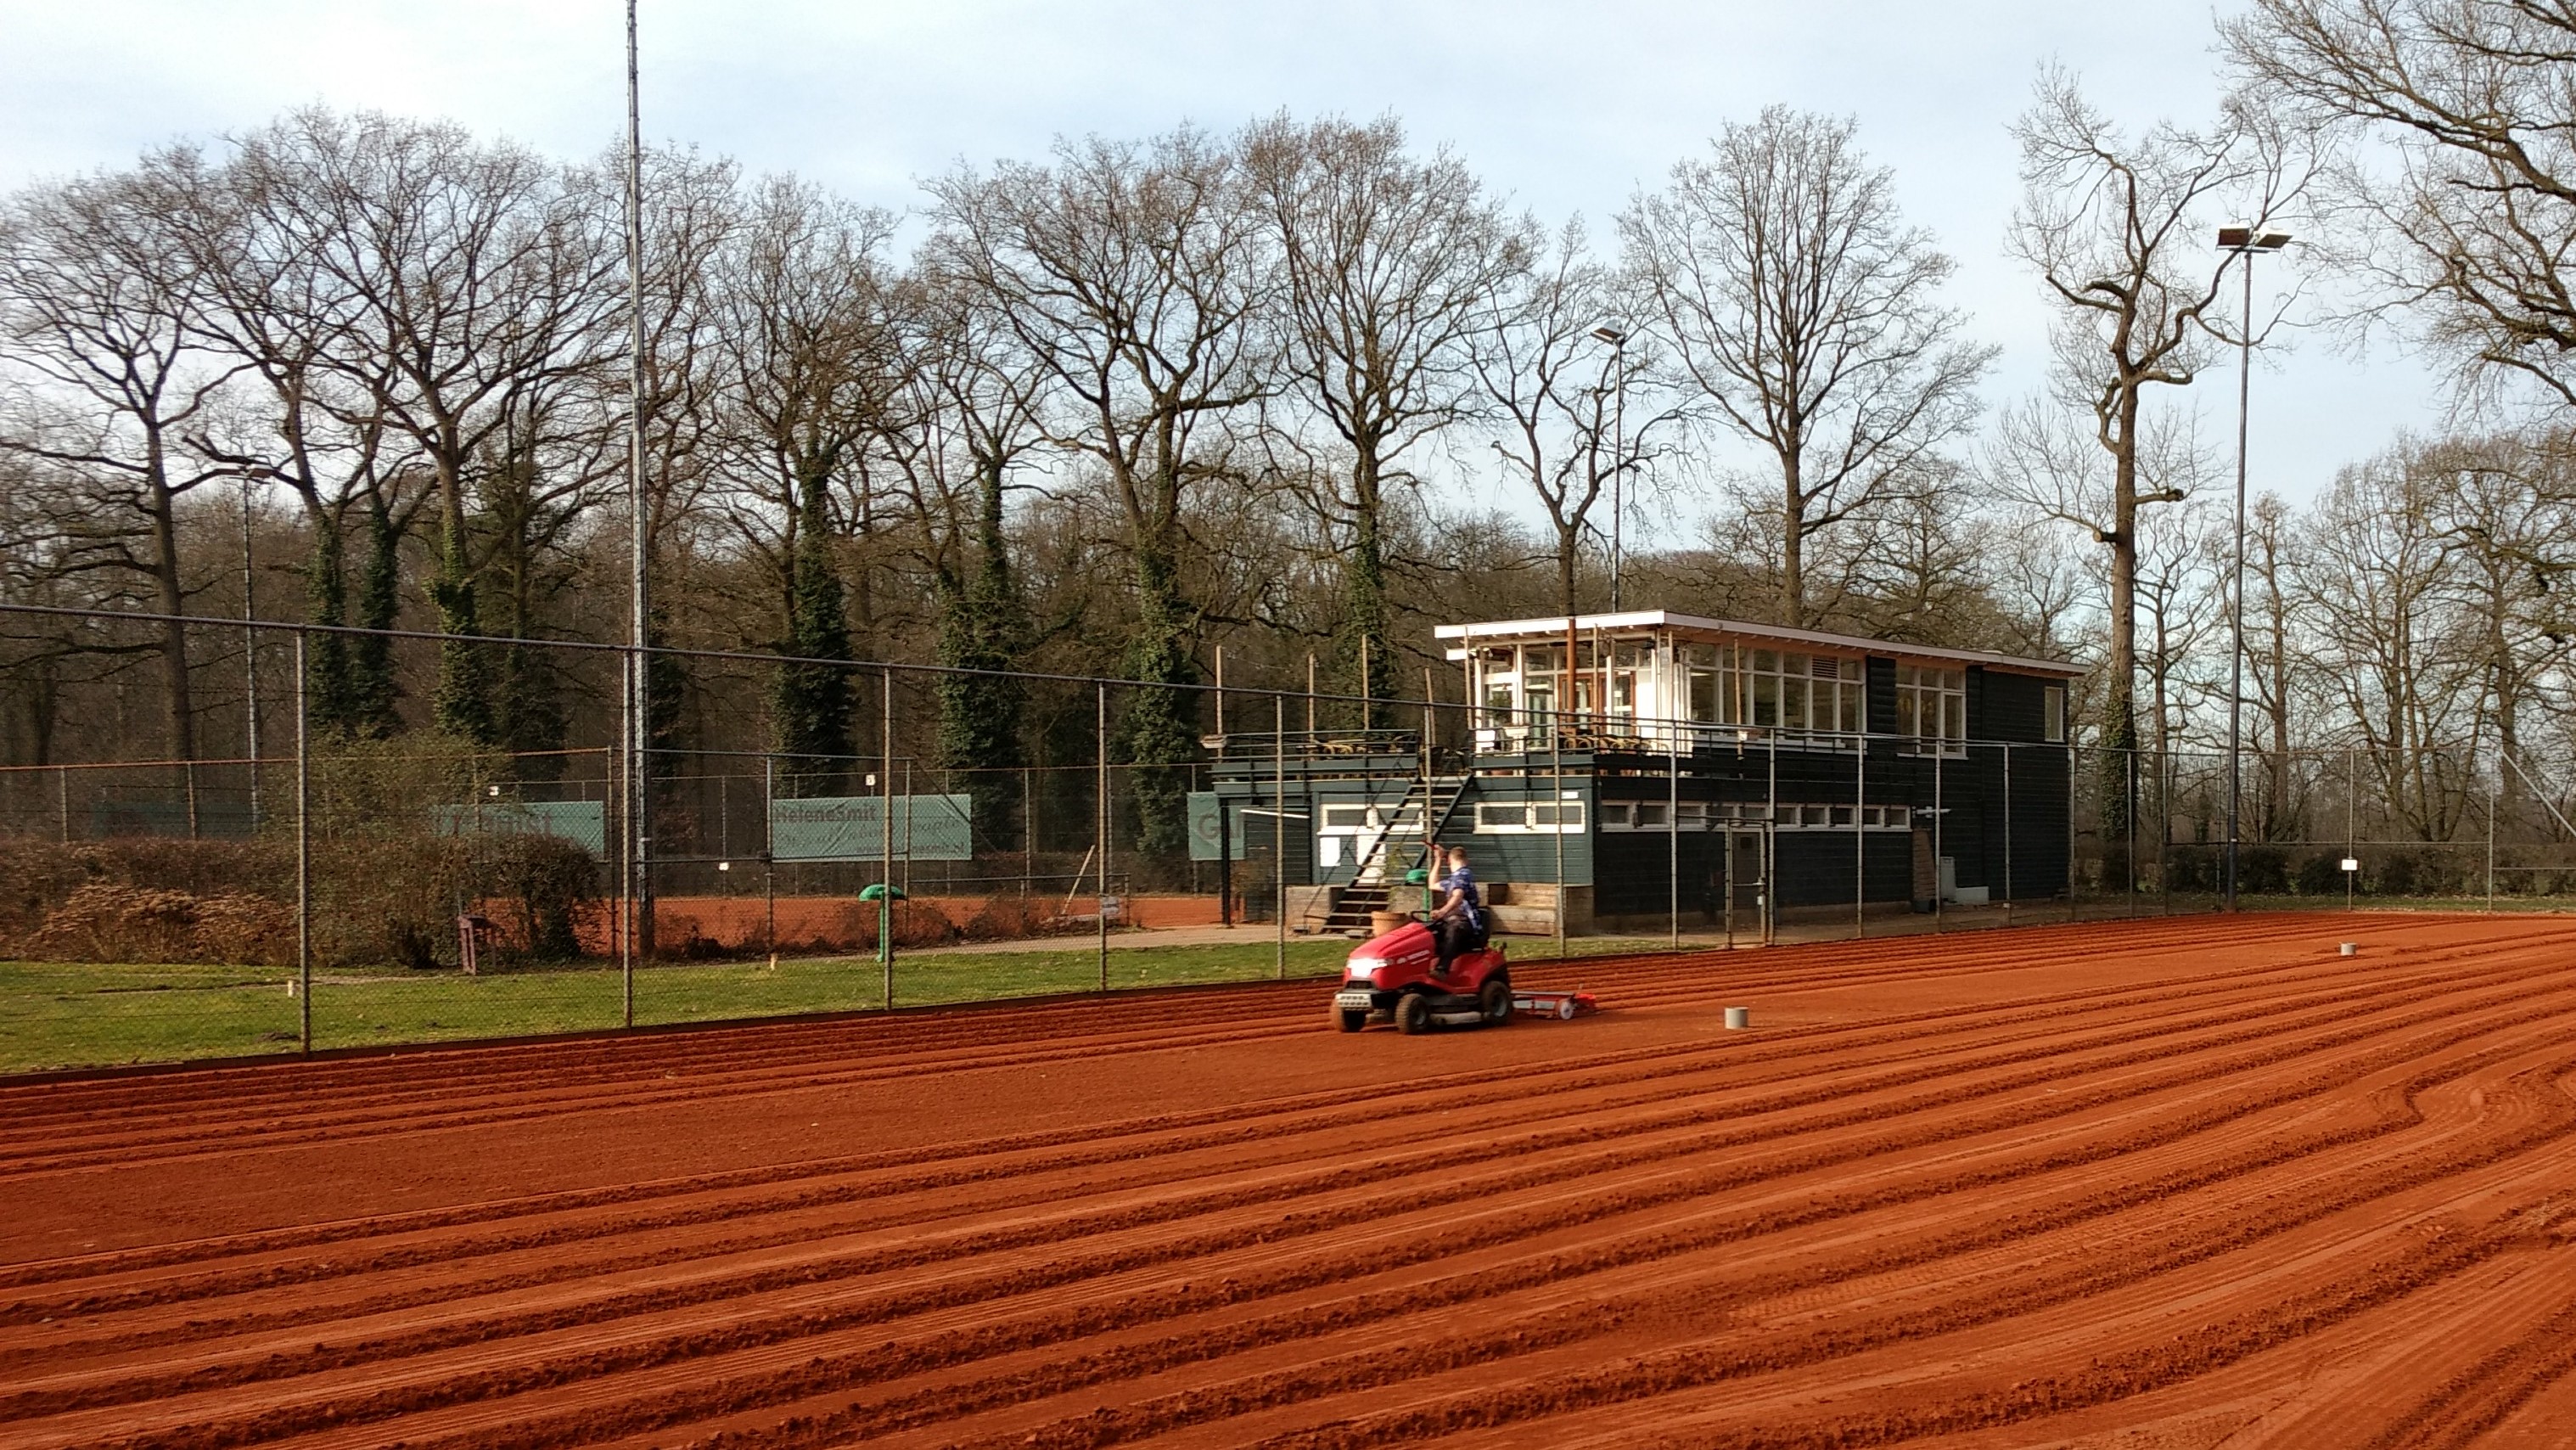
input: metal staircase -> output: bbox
[1318,775,1470,935]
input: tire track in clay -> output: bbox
[0,913,2570,1450]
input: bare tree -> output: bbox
[144,138,423,739]
[1623,106,1992,627]
[230,109,623,744]
[2420,433,2576,821]
[1466,218,1664,615]
[1824,464,2017,647]
[1243,113,1529,717]
[2009,68,2307,837]
[2297,441,2483,839]
[2225,1,2576,407]
[927,127,1273,854]
[704,177,906,780]
[0,169,244,762]
[2244,492,2302,838]
[879,265,1049,804]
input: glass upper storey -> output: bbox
[1441,611,2077,755]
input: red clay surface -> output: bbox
[3,911,2574,1448]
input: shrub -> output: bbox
[2239,846,2291,896]
[2165,845,2215,893]
[2375,851,2422,897]
[2294,851,2347,896]
[474,833,594,963]
[959,893,1090,942]
[23,883,294,965]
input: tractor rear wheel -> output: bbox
[1480,977,1513,1026]
[1395,993,1432,1035]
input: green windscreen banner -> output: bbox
[430,800,608,854]
[769,794,974,862]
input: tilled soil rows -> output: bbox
[3,913,2573,1449]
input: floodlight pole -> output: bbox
[2219,227,2288,913]
[1593,327,1629,611]
[624,0,651,1003]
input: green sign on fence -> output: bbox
[769,794,974,862]
[430,800,607,854]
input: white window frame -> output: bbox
[1772,802,1912,830]
[1471,798,1587,834]
[2042,683,2066,743]
[1894,664,1967,757]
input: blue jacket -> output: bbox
[1438,865,1483,930]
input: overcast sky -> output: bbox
[1,0,2448,537]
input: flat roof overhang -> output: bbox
[1432,610,2085,678]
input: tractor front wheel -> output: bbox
[1334,1004,1368,1032]
[1395,993,1432,1035]
[1480,977,1513,1026]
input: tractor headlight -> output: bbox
[1345,957,1383,982]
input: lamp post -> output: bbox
[1591,325,1629,611]
[2217,225,2290,913]
[624,0,651,992]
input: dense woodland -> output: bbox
[4,0,2576,856]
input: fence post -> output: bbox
[2001,741,2012,925]
[2126,746,2138,919]
[1274,694,1287,980]
[1552,707,1566,963]
[1853,734,1866,941]
[1096,682,1109,992]
[2488,764,2498,912]
[2158,742,2172,915]
[883,669,896,1010]
[755,754,773,949]
[294,630,311,1055]
[617,652,633,1020]
[1668,705,1681,949]
[2067,740,2079,923]
[58,764,70,844]
[1765,727,1778,947]
[1932,739,1944,932]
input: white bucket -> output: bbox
[2339,942,2358,957]
[1724,1006,1751,1030]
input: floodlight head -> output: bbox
[2219,225,2293,252]
[1591,325,1627,346]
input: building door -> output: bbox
[1722,827,1768,943]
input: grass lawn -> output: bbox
[0,930,1686,1076]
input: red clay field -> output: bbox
[4,912,2576,1448]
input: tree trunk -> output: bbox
[1556,517,1580,616]
[1341,449,1392,731]
[933,453,1028,846]
[143,439,196,763]
[1118,448,1198,862]
[1779,447,1806,628]
[774,462,856,788]
[2099,391,2142,851]
[351,498,403,739]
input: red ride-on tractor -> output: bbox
[1331,919,1513,1033]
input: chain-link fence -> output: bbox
[2065,737,2576,919]
[4,602,2569,1074]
